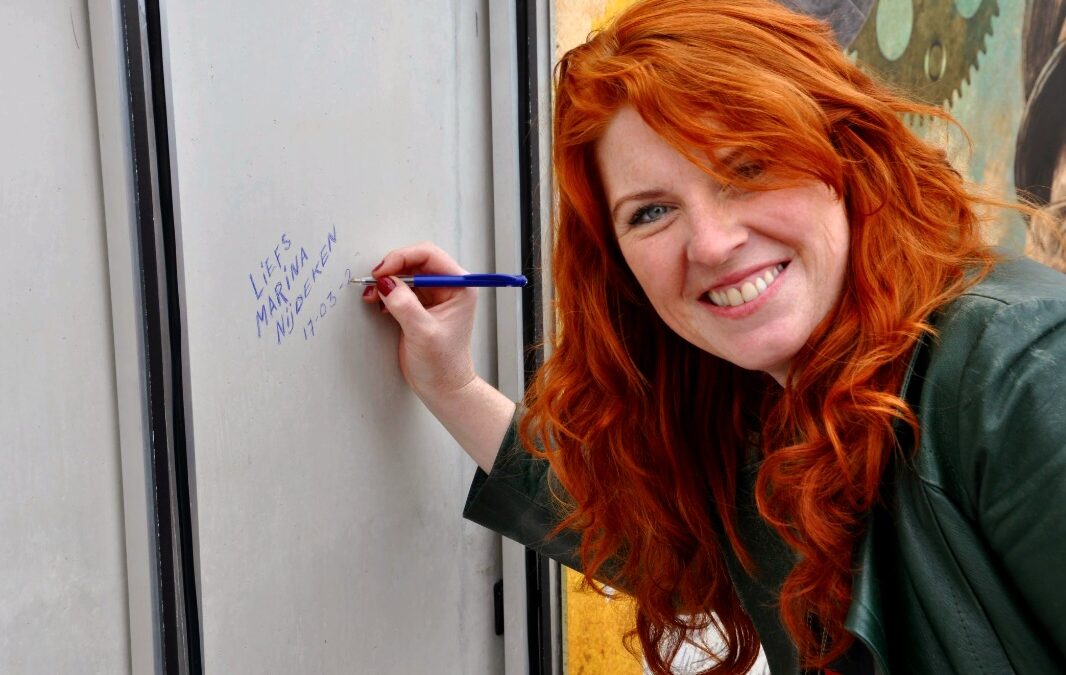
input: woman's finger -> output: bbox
[375,276,432,335]
[359,275,465,311]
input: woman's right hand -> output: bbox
[360,242,478,401]
[361,242,516,473]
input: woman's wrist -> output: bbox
[416,375,516,472]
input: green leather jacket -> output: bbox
[463,256,1066,674]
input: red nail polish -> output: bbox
[372,259,385,272]
[362,286,374,298]
[378,276,396,296]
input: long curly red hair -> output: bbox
[519,0,997,671]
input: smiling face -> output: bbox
[596,107,850,384]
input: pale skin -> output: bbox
[364,107,849,471]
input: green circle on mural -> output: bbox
[955,0,983,20]
[875,0,914,61]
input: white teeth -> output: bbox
[706,263,786,308]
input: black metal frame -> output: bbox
[515,1,555,673]
[119,1,202,672]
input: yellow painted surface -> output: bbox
[564,568,642,675]
[554,0,640,61]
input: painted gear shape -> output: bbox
[847,0,1000,108]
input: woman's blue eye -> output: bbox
[629,203,670,225]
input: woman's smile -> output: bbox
[704,261,787,309]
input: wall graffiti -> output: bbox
[247,225,351,345]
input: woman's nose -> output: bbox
[686,204,748,266]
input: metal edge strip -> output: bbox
[152,0,204,664]
[118,0,184,669]
[534,0,562,668]
[488,1,533,673]
[141,1,202,669]
[492,0,557,672]
[114,0,201,671]
[515,0,554,672]
[87,0,163,671]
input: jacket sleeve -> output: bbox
[462,410,585,572]
[954,293,1066,652]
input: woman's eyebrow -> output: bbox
[611,189,669,221]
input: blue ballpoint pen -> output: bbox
[350,273,527,288]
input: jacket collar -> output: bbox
[844,332,931,675]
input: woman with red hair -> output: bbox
[362,1,1066,672]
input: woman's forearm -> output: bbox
[416,376,516,473]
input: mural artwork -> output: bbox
[1015,0,1066,271]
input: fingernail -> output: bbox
[362,286,374,298]
[378,276,396,297]
[372,259,385,272]
[378,300,387,313]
